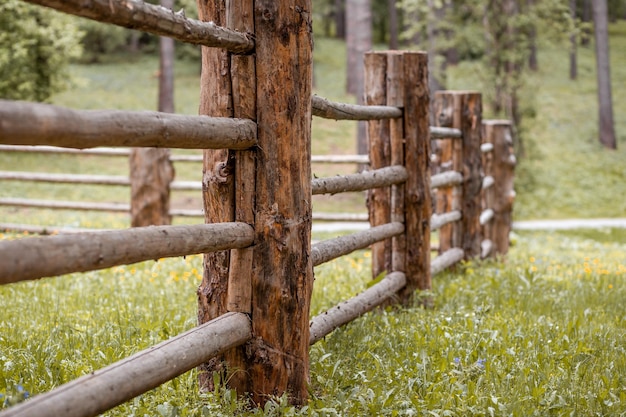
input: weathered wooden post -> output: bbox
[364,51,431,304]
[196,0,313,406]
[434,91,482,259]
[401,52,431,299]
[365,52,392,280]
[482,120,515,256]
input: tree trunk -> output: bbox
[129,148,174,227]
[335,0,346,38]
[570,0,578,80]
[346,0,372,164]
[527,0,538,71]
[159,0,175,114]
[592,0,617,149]
[582,0,592,45]
[388,0,398,49]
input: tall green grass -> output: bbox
[1,230,625,415]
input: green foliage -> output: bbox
[0,0,83,102]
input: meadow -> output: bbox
[1,22,626,416]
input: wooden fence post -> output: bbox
[365,51,431,304]
[482,120,515,256]
[400,52,431,301]
[365,52,392,280]
[434,91,483,259]
[197,0,314,406]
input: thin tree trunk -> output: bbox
[335,0,346,38]
[527,0,538,71]
[592,0,617,149]
[129,0,176,228]
[388,0,398,49]
[582,0,592,45]
[346,0,372,164]
[570,0,578,80]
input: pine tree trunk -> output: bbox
[592,0,617,149]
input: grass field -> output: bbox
[1,22,626,416]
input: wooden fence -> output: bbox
[0,0,515,415]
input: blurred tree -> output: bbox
[346,0,372,162]
[0,0,83,102]
[592,0,616,149]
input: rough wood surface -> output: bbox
[309,272,406,345]
[430,171,463,189]
[387,52,406,278]
[433,92,463,253]
[481,120,515,256]
[23,0,254,53]
[431,248,464,276]
[480,208,495,226]
[430,210,462,231]
[311,222,404,267]
[0,100,257,150]
[401,52,432,298]
[312,94,402,120]
[312,166,407,195]
[196,0,237,392]
[0,223,254,285]
[365,52,392,282]
[429,126,462,139]
[130,148,174,227]
[241,0,314,405]
[0,313,251,417]
[457,93,483,259]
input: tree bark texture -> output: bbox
[159,0,176,114]
[400,52,431,299]
[0,223,254,285]
[197,0,313,406]
[130,148,174,227]
[592,0,617,149]
[434,92,483,259]
[23,0,254,53]
[0,101,257,150]
[365,53,391,281]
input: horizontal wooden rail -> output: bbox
[430,126,462,139]
[0,145,131,156]
[479,208,495,226]
[309,272,406,345]
[0,171,129,186]
[0,197,129,212]
[0,223,104,235]
[312,212,369,222]
[0,176,200,192]
[312,166,407,195]
[430,171,463,189]
[0,222,254,284]
[311,154,370,164]
[169,208,203,217]
[0,312,251,417]
[431,248,464,276]
[430,210,461,231]
[0,101,257,150]
[481,239,494,259]
[312,95,402,120]
[23,0,254,54]
[311,222,404,267]
[482,175,495,190]
[480,143,494,153]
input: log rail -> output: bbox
[0,2,515,412]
